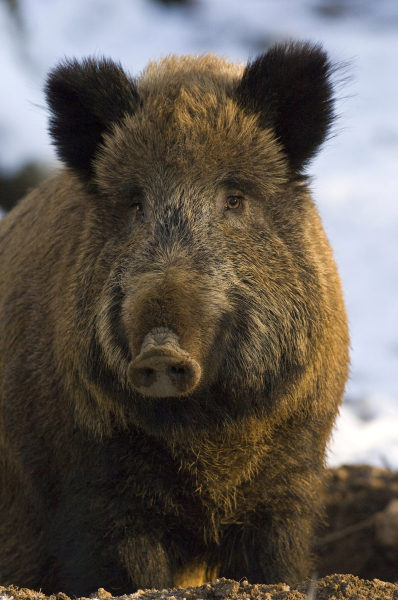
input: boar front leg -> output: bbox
[212,509,315,585]
[119,534,174,591]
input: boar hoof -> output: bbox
[128,328,201,397]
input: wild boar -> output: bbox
[0,42,349,596]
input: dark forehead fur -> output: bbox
[95,54,289,199]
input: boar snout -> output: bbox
[128,327,201,397]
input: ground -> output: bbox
[2,575,398,600]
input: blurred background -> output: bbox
[1,0,397,468]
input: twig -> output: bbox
[315,515,376,548]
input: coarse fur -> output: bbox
[0,43,349,596]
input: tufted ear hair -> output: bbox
[45,57,140,181]
[236,42,336,172]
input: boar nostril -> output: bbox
[168,363,194,385]
[141,368,155,382]
[133,366,157,387]
[170,365,184,377]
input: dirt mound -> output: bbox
[318,465,398,582]
[1,576,398,600]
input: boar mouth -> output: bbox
[127,327,201,398]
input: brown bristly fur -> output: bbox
[0,44,349,596]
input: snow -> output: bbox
[1,0,397,468]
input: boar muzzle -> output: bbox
[128,327,201,397]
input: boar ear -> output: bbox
[45,57,140,181]
[236,42,335,172]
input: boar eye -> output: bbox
[225,196,242,210]
[132,202,145,219]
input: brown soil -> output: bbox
[318,464,398,583]
[3,465,398,600]
[1,576,398,600]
